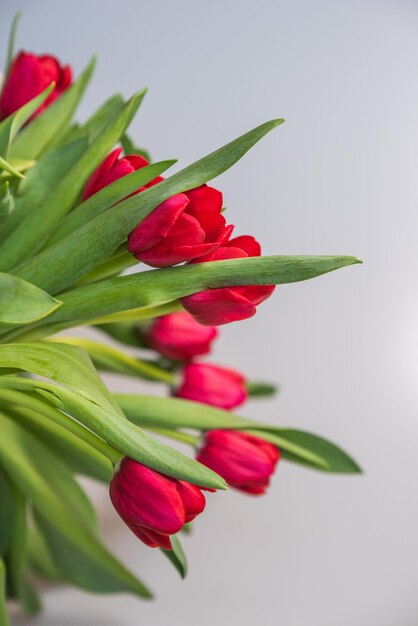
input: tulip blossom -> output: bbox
[128,184,232,268]
[144,311,218,361]
[82,147,162,200]
[0,51,72,120]
[197,430,280,495]
[181,235,276,325]
[175,362,247,409]
[110,457,209,550]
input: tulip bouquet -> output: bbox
[0,14,361,624]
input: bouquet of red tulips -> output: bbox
[0,14,361,624]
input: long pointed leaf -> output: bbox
[15,119,284,292]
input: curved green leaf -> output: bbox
[115,394,361,474]
[0,376,226,490]
[0,273,61,324]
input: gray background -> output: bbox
[2,0,418,624]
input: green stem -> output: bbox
[147,427,198,447]
[0,559,10,626]
[73,250,137,286]
[0,388,122,465]
[51,337,175,384]
[0,301,181,344]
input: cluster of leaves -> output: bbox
[0,14,361,623]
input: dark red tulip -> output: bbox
[82,148,162,200]
[127,184,232,268]
[181,235,275,325]
[175,362,247,409]
[0,51,72,120]
[110,457,208,550]
[145,311,218,361]
[197,430,280,495]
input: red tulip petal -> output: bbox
[38,55,61,84]
[185,185,223,214]
[110,461,186,535]
[176,481,207,522]
[124,154,149,169]
[0,53,45,118]
[234,284,276,306]
[175,363,247,409]
[182,288,257,325]
[82,148,123,200]
[226,235,261,257]
[138,241,220,268]
[128,523,172,550]
[216,223,235,245]
[127,194,189,254]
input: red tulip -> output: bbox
[145,311,218,361]
[197,430,280,495]
[110,457,209,550]
[181,235,275,325]
[82,148,162,200]
[128,184,232,268]
[175,362,247,409]
[0,51,72,120]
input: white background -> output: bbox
[2,1,418,624]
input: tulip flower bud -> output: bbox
[128,184,233,268]
[0,51,72,120]
[197,430,280,494]
[82,148,162,200]
[110,457,209,550]
[144,311,218,361]
[181,235,275,325]
[175,362,247,409]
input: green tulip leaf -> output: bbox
[0,375,226,490]
[0,84,54,159]
[47,159,176,246]
[0,342,121,414]
[115,394,361,474]
[0,412,150,598]
[0,136,88,243]
[7,395,112,482]
[0,273,61,324]
[161,534,188,579]
[15,118,284,293]
[27,255,361,335]
[27,523,63,582]
[5,11,21,76]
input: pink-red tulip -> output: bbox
[110,457,208,550]
[0,51,72,120]
[181,235,275,325]
[127,184,232,268]
[145,311,218,361]
[175,362,247,409]
[197,430,280,495]
[82,147,162,200]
